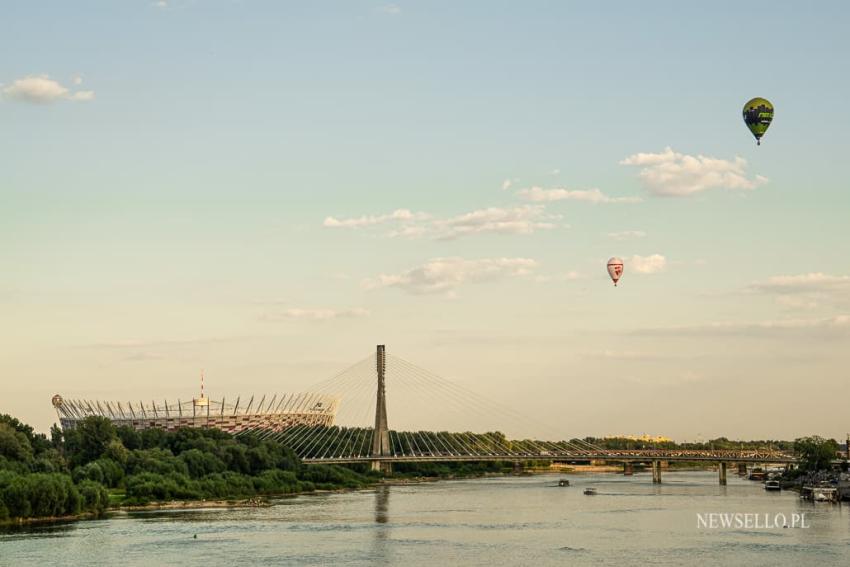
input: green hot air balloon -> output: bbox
[742,97,773,145]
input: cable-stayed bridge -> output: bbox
[240,346,796,483]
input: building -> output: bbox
[607,434,673,444]
[51,391,338,434]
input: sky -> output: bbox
[2,1,849,441]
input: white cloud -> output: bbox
[2,75,95,104]
[620,147,767,197]
[501,179,513,191]
[637,315,850,337]
[363,257,537,295]
[550,169,560,175]
[434,205,558,240]
[263,307,370,321]
[629,254,666,274]
[323,208,428,229]
[71,74,83,86]
[325,205,559,239]
[586,350,682,361]
[608,230,646,240]
[386,225,429,239]
[379,3,401,14]
[749,273,850,310]
[518,186,642,204]
[750,273,850,294]
[619,370,705,386]
[68,90,95,101]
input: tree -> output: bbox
[794,436,839,472]
[65,417,117,466]
[0,414,51,455]
[0,423,33,463]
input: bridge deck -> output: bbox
[303,452,797,465]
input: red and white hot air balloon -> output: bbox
[607,257,624,286]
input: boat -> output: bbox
[764,480,781,491]
[802,485,839,502]
[812,488,838,502]
[748,467,766,481]
[558,479,570,487]
[583,488,597,495]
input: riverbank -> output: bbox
[0,469,539,527]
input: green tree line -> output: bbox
[0,414,375,523]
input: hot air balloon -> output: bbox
[742,97,773,145]
[607,257,624,286]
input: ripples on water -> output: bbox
[2,472,849,566]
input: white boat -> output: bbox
[813,489,831,502]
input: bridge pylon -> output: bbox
[370,345,392,474]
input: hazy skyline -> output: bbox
[2,1,849,440]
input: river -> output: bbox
[2,471,849,566]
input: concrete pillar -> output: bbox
[370,460,393,474]
[719,462,727,485]
[623,462,634,476]
[371,345,390,459]
[369,346,392,476]
[652,460,661,484]
[738,463,747,475]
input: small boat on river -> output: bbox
[583,488,597,495]
[558,479,570,487]
[748,467,767,481]
[764,480,781,491]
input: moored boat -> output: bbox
[584,487,597,495]
[748,467,766,481]
[764,480,781,491]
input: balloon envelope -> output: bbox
[743,97,773,145]
[607,257,624,286]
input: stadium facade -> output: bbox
[51,392,338,434]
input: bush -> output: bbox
[180,448,226,478]
[0,423,33,463]
[126,448,189,476]
[77,480,109,515]
[0,472,81,519]
[73,462,104,485]
[124,472,202,504]
[94,458,125,488]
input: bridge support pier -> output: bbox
[651,460,662,484]
[371,461,392,474]
[623,462,634,476]
[719,462,727,485]
[738,463,747,476]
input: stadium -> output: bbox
[51,391,339,434]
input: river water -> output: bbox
[2,472,849,566]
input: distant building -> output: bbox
[607,434,673,443]
[51,392,338,434]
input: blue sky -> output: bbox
[2,1,849,440]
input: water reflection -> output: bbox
[370,485,392,564]
[374,484,390,524]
